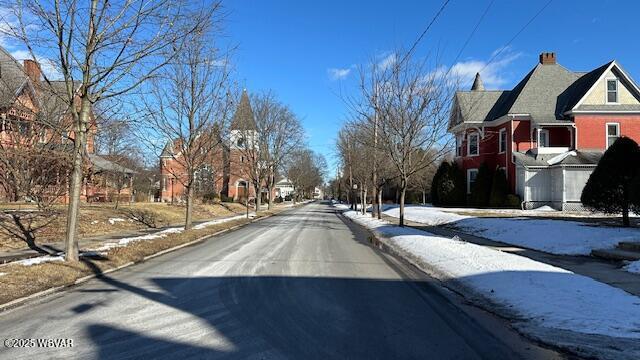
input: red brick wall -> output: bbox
[575,114,640,150]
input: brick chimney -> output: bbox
[23,59,42,84]
[539,52,556,65]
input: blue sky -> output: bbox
[224,0,639,177]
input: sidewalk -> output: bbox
[0,214,249,265]
[381,213,640,296]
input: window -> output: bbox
[606,79,618,103]
[467,133,479,156]
[455,134,463,157]
[606,123,620,148]
[538,129,549,147]
[162,176,167,191]
[499,128,507,153]
[237,137,245,148]
[467,169,478,194]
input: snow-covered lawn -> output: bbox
[342,209,640,341]
[383,205,640,255]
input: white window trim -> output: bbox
[537,129,550,148]
[467,132,479,157]
[467,168,478,194]
[606,122,620,148]
[605,77,619,104]
[498,128,507,153]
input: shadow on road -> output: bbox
[79,270,546,360]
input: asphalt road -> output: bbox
[0,202,562,359]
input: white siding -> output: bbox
[524,169,551,202]
[564,167,595,202]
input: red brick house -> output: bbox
[0,46,136,203]
[449,52,640,210]
[159,90,272,203]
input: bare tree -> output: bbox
[251,92,304,210]
[1,0,210,261]
[139,11,232,230]
[340,50,454,225]
[375,53,453,226]
[286,148,325,202]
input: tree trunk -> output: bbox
[371,186,378,218]
[422,190,426,205]
[254,183,261,212]
[185,184,194,230]
[64,102,90,262]
[623,203,630,227]
[399,182,407,227]
[377,187,383,220]
[267,185,273,210]
[64,143,83,262]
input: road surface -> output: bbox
[0,202,562,359]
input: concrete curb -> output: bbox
[0,203,308,314]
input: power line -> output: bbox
[477,0,554,75]
[398,0,452,66]
[451,0,495,67]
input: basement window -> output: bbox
[607,79,618,103]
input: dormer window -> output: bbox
[607,78,618,103]
[237,137,245,148]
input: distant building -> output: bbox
[449,52,640,210]
[159,89,274,203]
[274,178,294,198]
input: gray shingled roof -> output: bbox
[513,150,602,167]
[451,90,510,125]
[0,47,29,107]
[450,59,639,128]
[88,154,137,174]
[230,90,257,131]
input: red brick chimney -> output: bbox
[539,52,556,65]
[23,59,42,84]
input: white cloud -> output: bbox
[446,47,522,89]
[327,67,351,81]
[378,53,397,71]
[9,49,63,80]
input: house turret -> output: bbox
[471,72,484,91]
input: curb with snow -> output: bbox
[337,205,640,360]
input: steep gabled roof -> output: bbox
[557,61,612,113]
[0,47,30,107]
[230,90,257,131]
[450,55,640,129]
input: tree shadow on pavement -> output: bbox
[80,272,541,360]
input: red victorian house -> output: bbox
[449,52,640,210]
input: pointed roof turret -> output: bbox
[160,140,174,158]
[471,72,484,91]
[230,89,257,131]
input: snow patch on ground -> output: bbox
[95,215,245,251]
[16,255,65,266]
[383,205,640,255]
[108,218,126,225]
[624,260,640,274]
[193,215,246,229]
[344,210,640,339]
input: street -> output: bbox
[0,202,561,359]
